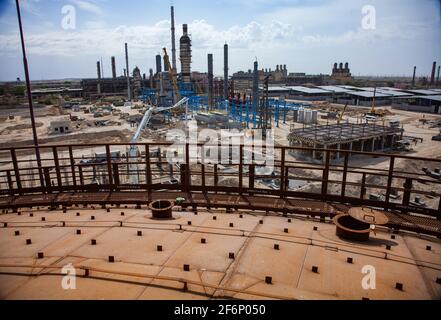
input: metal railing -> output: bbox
[0,142,440,220]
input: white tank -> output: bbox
[298,109,305,123]
[312,110,318,124]
[305,110,312,124]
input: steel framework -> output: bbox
[0,143,440,237]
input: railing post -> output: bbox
[385,156,395,206]
[185,143,190,192]
[360,173,366,199]
[321,150,330,195]
[68,146,77,187]
[113,163,120,187]
[78,165,84,187]
[6,170,14,195]
[52,146,62,187]
[145,145,152,194]
[402,178,412,212]
[43,167,52,193]
[249,164,255,190]
[239,145,243,191]
[280,147,285,198]
[438,197,441,221]
[341,152,349,197]
[214,164,218,187]
[105,145,113,188]
[10,148,22,194]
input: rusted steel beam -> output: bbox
[43,168,51,193]
[201,164,206,189]
[321,150,330,195]
[239,145,243,190]
[280,147,285,197]
[385,156,395,205]
[105,145,113,187]
[360,173,366,199]
[340,153,349,197]
[10,148,22,194]
[113,163,120,186]
[68,146,76,187]
[52,147,62,187]
[6,171,13,196]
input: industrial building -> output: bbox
[288,122,404,162]
[392,95,441,114]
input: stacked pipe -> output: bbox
[208,54,214,109]
[96,61,101,94]
[224,44,229,100]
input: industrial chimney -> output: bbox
[208,53,214,109]
[155,54,162,74]
[170,6,177,74]
[180,24,192,83]
[430,61,436,85]
[412,66,416,87]
[437,66,440,84]
[111,56,116,79]
[96,61,101,94]
[125,43,131,101]
[252,61,259,119]
[223,43,229,100]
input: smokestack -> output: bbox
[437,65,440,84]
[252,60,259,118]
[208,53,214,109]
[180,24,192,83]
[170,6,177,74]
[149,68,153,88]
[155,54,162,74]
[412,66,416,87]
[223,43,228,99]
[431,61,437,85]
[111,56,116,79]
[125,43,131,101]
[96,61,101,94]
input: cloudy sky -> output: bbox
[0,0,440,81]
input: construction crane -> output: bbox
[337,103,348,124]
[163,47,181,103]
[367,87,385,118]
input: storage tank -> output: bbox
[298,109,305,123]
[305,110,312,124]
[293,109,298,122]
[312,110,318,124]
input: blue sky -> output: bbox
[0,0,440,81]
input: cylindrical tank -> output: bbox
[298,109,305,123]
[305,110,312,124]
[312,110,318,124]
[293,109,298,122]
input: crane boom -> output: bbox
[163,47,181,102]
[338,103,348,124]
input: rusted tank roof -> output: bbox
[0,205,440,300]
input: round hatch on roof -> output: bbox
[348,207,389,225]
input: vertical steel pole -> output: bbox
[15,0,44,188]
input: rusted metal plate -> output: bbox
[348,207,389,225]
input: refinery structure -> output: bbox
[0,4,441,301]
